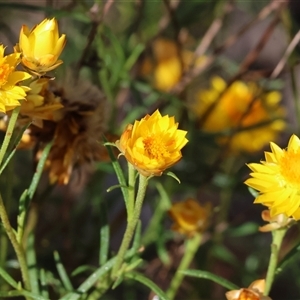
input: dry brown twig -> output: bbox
[170,0,287,95]
[75,0,114,78]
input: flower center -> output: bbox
[0,63,13,87]
[280,150,300,188]
[143,135,168,159]
[238,289,259,300]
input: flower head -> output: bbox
[0,45,31,113]
[20,78,63,127]
[226,279,271,300]
[16,18,66,75]
[168,198,211,237]
[245,134,300,220]
[140,38,205,91]
[194,77,285,153]
[116,110,188,176]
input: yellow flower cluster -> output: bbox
[0,18,66,115]
[116,110,188,176]
[194,77,285,153]
[245,134,300,220]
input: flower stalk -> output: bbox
[0,106,21,168]
[166,233,202,300]
[111,173,148,278]
[264,228,286,296]
[0,193,31,291]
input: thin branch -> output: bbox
[271,30,300,79]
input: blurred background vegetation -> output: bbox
[1,0,300,299]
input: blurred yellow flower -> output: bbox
[116,110,188,176]
[226,279,271,300]
[20,78,63,127]
[194,77,285,153]
[140,38,205,91]
[0,45,31,113]
[168,198,211,237]
[245,134,300,220]
[15,18,66,74]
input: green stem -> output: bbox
[111,173,148,278]
[0,194,31,291]
[127,163,136,220]
[166,233,202,300]
[0,106,20,167]
[264,228,286,296]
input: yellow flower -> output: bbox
[168,198,211,237]
[16,18,66,74]
[0,45,31,113]
[116,110,188,176]
[140,38,205,91]
[226,279,271,300]
[194,77,285,153]
[20,78,63,127]
[245,134,300,220]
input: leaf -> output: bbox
[28,141,53,200]
[27,233,40,295]
[165,171,181,184]
[0,290,48,300]
[40,269,49,300]
[54,251,73,292]
[103,136,129,209]
[226,222,259,237]
[62,248,136,300]
[0,266,19,289]
[180,269,239,290]
[248,187,259,198]
[99,200,110,266]
[276,240,300,275]
[125,271,168,300]
[71,265,96,277]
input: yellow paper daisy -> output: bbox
[245,134,300,220]
[0,45,31,113]
[116,110,188,176]
[194,76,285,153]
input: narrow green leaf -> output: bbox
[248,187,259,198]
[132,221,142,254]
[99,200,109,266]
[26,233,40,294]
[180,269,239,290]
[106,184,131,193]
[0,266,19,289]
[62,248,136,300]
[142,182,171,245]
[71,265,96,277]
[0,122,31,175]
[40,268,49,300]
[165,171,181,184]
[124,44,145,71]
[276,240,300,275]
[0,290,48,300]
[28,141,53,200]
[103,136,129,209]
[125,271,168,300]
[54,251,73,292]
[16,189,28,243]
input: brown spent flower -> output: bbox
[259,210,295,232]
